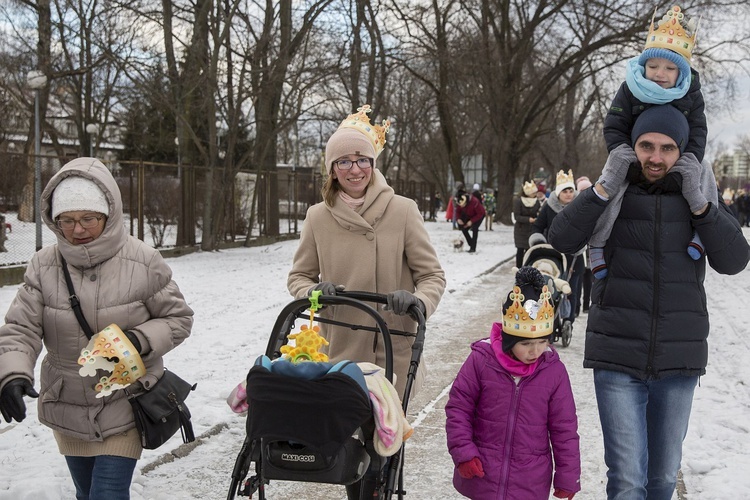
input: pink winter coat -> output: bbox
[445,324,580,499]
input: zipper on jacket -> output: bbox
[498,378,522,499]
[646,196,661,375]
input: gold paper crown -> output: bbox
[556,169,575,188]
[644,5,699,61]
[722,188,735,201]
[337,105,391,158]
[78,324,146,398]
[502,285,555,337]
[523,180,538,196]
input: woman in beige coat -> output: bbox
[0,157,193,499]
[287,106,446,399]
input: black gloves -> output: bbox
[385,290,425,321]
[125,330,142,354]
[0,378,39,423]
[308,282,345,296]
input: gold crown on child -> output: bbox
[502,285,555,337]
[644,5,699,61]
[337,104,391,158]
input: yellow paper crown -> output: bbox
[644,5,699,61]
[523,180,538,196]
[502,285,555,337]
[78,324,146,398]
[337,105,391,158]
[555,169,575,193]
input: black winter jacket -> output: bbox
[548,179,749,379]
[603,69,707,162]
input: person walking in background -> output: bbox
[513,180,542,268]
[482,188,496,231]
[455,188,486,254]
[529,169,584,334]
[549,105,749,499]
[446,266,581,500]
[0,157,194,500]
[591,4,707,280]
[448,182,466,230]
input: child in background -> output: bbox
[445,267,580,500]
[591,4,712,279]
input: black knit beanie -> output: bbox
[630,105,690,154]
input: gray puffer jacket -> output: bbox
[0,158,193,441]
[548,182,748,379]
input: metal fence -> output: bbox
[1,152,436,267]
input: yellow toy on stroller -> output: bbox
[227,291,425,500]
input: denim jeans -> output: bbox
[65,455,137,500]
[593,369,698,500]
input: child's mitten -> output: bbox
[457,457,485,479]
[553,488,576,499]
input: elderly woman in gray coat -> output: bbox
[0,157,193,500]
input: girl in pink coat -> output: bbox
[446,267,581,499]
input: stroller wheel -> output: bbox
[561,320,573,347]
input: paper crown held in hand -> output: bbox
[78,324,146,398]
[644,5,699,61]
[336,104,391,158]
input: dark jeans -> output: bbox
[516,247,527,268]
[65,455,137,500]
[576,267,593,314]
[460,219,482,252]
[565,257,585,323]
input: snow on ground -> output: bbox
[0,216,748,499]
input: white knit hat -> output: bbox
[52,176,109,219]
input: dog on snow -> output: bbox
[452,238,464,252]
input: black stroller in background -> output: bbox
[227,291,426,500]
[522,244,577,347]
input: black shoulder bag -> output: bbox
[61,256,197,450]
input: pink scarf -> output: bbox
[339,191,365,210]
[490,322,541,377]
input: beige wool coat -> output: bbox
[287,169,446,397]
[0,158,193,452]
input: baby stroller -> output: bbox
[227,291,426,500]
[521,244,577,347]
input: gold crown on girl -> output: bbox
[502,285,555,337]
[337,104,391,158]
[644,5,699,61]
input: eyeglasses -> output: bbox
[56,215,105,230]
[334,158,373,170]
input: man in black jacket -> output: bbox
[548,105,749,500]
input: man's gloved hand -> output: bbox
[596,143,637,198]
[125,330,142,354]
[0,378,39,423]
[308,282,345,296]
[457,457,485,479]
[385,290,425,321]
[553,488,576,499]
[670,152,709,213]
